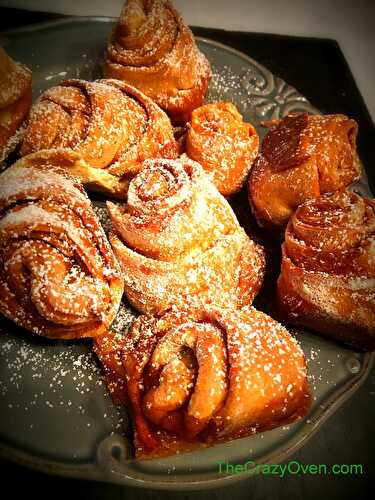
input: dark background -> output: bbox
[0,7,374,500]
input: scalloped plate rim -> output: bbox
[0,16,373,491]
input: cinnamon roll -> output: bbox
[108,156,265,315]
[186,102,259,196]
[20,78,177,198]
[0,47,32,162]
[104,306,310,458]
[248,113,360,229]
[277,190,375,350]
[103,0,211,124]
[0,159,124,339]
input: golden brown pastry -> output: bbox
[277,190,375,350]
[108,156,265,315]
[94,330,128,403]
[248,113,360,229]
[103,0,211,124]
[95,306,310,458]
[20,78,177,198]
[0,159,124,339]
[186,102,259,196]
[0,47,32,162]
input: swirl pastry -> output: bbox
[0,47,32,162]
[0,159,124,339]
[248,113,360,229]
[103,306,310,458]
[103,0,211,124]
[108,156,265,315]
[186,102,259,196]
[20,78,177,198]
[277,190,375,350]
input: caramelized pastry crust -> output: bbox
[0,47,32,162]
[277,190,375,350]
[103,0,211,124]
[97,306,310,458]
[94,329,128,403]
[0,161,124,339]
[248,113,360,228]
[108,156,265,315]
[186,102,259,196]
[20,78,177,198]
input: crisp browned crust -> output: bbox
[0,47,32,162]
[97,306,310,458]
[277,190,375,350]
[186,102,259,196]
[103,0,212,124]
[108,156,265,315]
[20,78,178,198]
[248,113,360,229]
[0,161,124,339]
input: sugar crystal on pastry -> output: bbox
[186,102,259,196]
[0,47,32,162]
[103,0,211,124]
[277,190,375,350]
[93,305,311,458]
[107,156,265,315]
[248,113,361,229]
[20,79,177,198]
[0,161,124,339]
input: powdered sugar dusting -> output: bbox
[20,78,178,196]
[108,157,265,316]
[0,328,128,455]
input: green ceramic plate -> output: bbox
[0,17,373,490]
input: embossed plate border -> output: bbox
[0,17,373,490]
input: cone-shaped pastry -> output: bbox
[103,0,211,124]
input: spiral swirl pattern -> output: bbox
[103,0,211,123]
[186,102,259,196]
[0,161,124,339]
[20,78,177,198]
[113,306,310,458]
[277,190,375,350]
[108,156,265,315]
[248,113,360,228]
